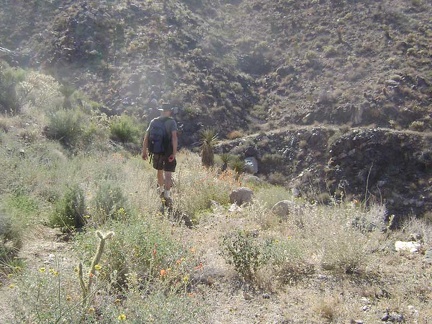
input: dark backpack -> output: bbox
[148,117,171,154]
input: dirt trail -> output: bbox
[0,225,72,322]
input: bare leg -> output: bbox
[164,171,173,191]
[157,170,164,190]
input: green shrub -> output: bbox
[45,108,85,148]
[109,114,140,144]
[0,62,25,114]
[221,230,272,281]
[91,181,129,225]
[49,184,86,232]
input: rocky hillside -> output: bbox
[1,0,432,219]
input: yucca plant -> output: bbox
[231,156,245,179]
[199,128,218,168]
[219,153,232,171]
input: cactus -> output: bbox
[78,230,114,307]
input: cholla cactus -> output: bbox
[78,230,114,306]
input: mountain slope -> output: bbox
[1,0,432,218]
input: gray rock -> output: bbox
[244,156,259,174]
[424,248,432,264]
[228,203,242,212]
[271,200,296,219]
[229,187,253,206]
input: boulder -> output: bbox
[229,187,253,206]
[244,157,259,174]
[394,241,421,253]
[271,200,296,219]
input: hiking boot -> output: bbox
[164,196,173,209]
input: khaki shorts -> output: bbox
[152,154,176,172]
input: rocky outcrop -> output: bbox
[219,127,432,224]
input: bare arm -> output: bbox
[171,130,178,159]
[142,133,149,160]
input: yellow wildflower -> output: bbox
[118,313,127,321]
[94,264,102,271]
[39,267,46,273]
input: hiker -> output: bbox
[142,103,178,208]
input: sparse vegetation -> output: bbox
[1,0,432,322]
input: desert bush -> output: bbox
[49,184,86,232]
[0,209,22,273]
[112,289,207,323]
[267,171,286,185]
[221,230,273,281]
[45,108,86,148]
[270,238,314,285]
[175,160,236,222]
[227,130,243,139]
[397,216,432,244]
[409,120,425,131]
[17,70,63,113]
[109,114,140,144]
[294,203,384,274]
[90,181,129,225]
[0,62,26,114]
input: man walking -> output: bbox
[142,103,178,209]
